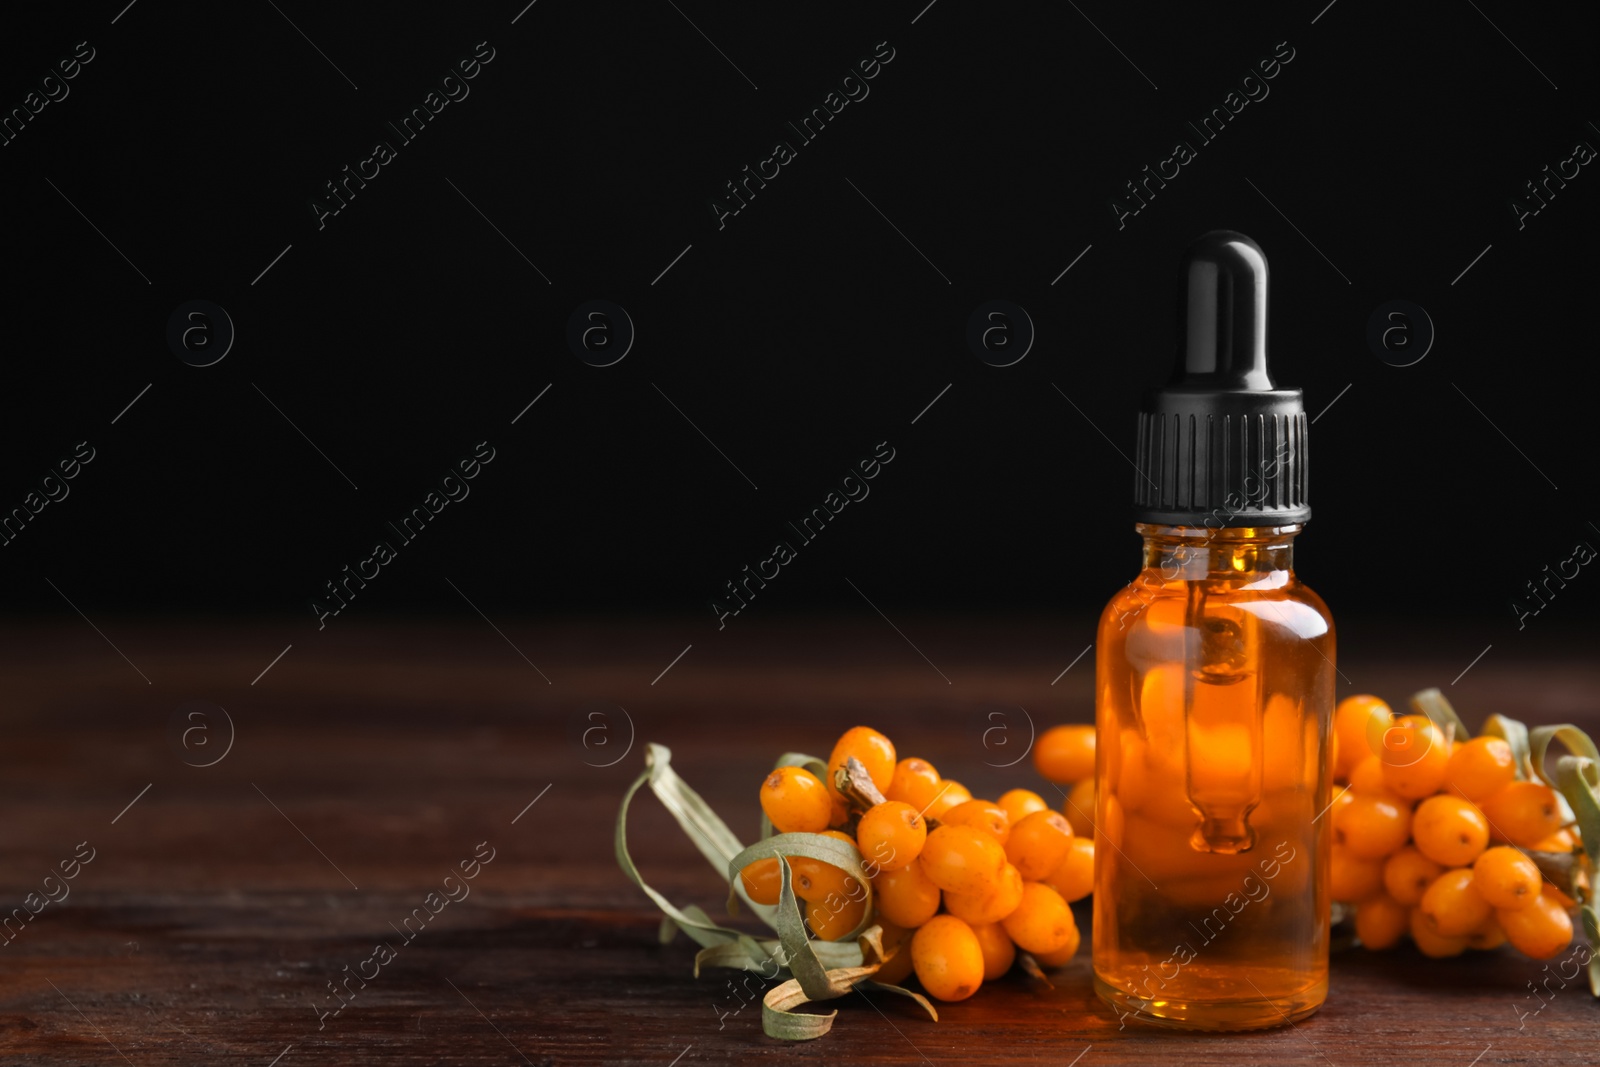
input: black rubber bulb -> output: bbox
[1133,229,1309,527]
[1174,230,1274,391]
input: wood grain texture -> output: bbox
[0,618,1595,1065]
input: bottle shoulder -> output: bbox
[1289,577,1334,625]
[1098,570,1335,638]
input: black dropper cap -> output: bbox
[1132,230,1310,527]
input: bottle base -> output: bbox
[1095,975,1326,1032]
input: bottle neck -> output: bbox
[1137,523,1301,583]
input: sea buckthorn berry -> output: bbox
[1409,905,1468,958]
[876,959,914,989]
[1042,836,1095,903]
[739,858,782,905]
[1262,710,1317,774]
[1334,694,1392,778]
[790,858,861,903]
[873,921,915,985]
[911,915,985,1001]
[1444,736,1517,802]
[1030,922,1081,968]
[1419,868,1492,937]
[1354,894,1408,950]
[1480,781,1564,848]
[944,863,1024,925]
[998,788,1049,826]
[1412,795,1490,868]
[872,861,942,928]
[1382,846,1445,906]
[1498,892,1573,959]
[876,918,913,951]
[856,802,928,872]
[969,921,1017,981]
[1471,846,1542,910]
[1466,914,1508,951]
[1001,882,1077,956]
[1062,778,1096,838]
[759,766,833,834]
[1334,792,1412,859]
[1348,757,1389,795]
[941,800,1011,845]
[886,758,943,812]
[1531,828,1578,853]
[790,831,862,902]
[826,726,897,798]
[806,892,867,940]
[919,825,1007,896]
[1187,723,1256,797]
[876,951,913,985]
[1378,717,1452,800]
[1330,844,1384,902]
[924,779,972,821]
[1328,786,1356,826]
[1101,794,1125,851]
[1006,810,1075,881]
[1544,883,1580,910]
[829,795,850,828]
[1033,724,1096,784]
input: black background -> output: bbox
[1,1,1595,641]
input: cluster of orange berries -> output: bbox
[740,726,1094,1002]
[1331,695,1581,960]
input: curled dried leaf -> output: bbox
[761,975,843,1040]
[1409,688,1470,743]
[1580,904,1600,997]
[1483,714,1534,780]
[1530,726,1600,860]
[857,980,938,1022]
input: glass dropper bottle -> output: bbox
[1092,230,1335,1030]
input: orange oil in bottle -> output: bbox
[1092,524,1334,1030]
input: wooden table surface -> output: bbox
[2,617,1596,1066]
